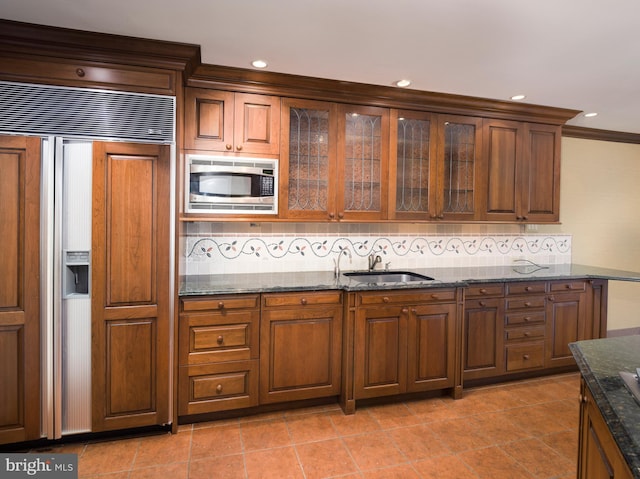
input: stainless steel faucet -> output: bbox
[368,254,382,272]
[333,247,352,278]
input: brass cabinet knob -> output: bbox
[525,286,532,292]
[479,301,486,307]
[338,212,344,219]
[300,298,307,305]
[524,302,531,307]
[382,297,389,303]
[216,384,223,393]
[75,68,85,77]
[523,354,530,360]
[479,288,487,294]
[218,301,225,309]
[411,308,417,314]
[217,335,224,345]
[523,331,531,337]
[236,144,243,151]
[524,316,531,322]
[401,308,409,314]
[328,212,335,219]
[225,144,232,150]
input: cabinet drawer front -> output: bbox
[263,291,342,308]
[549,281,586,292]
[180,311,259,365]
[505,311,546,326]
[505,343,545,371]
[179,361,258,415]
[505,296,546,311]
[466,284,504,298]
[505,325,546,341]
[182,294,260,312]
[506,282,546,295]
[358,289,456,306]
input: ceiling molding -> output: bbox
[189,64,581,126]
[562,125,640,145]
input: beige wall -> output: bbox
[540,137,640,332]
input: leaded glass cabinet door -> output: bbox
[436,115,483,221]
[337,104,389,220]
[280,98,337,220]
[389,110,438,220]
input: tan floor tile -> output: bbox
[469,411,532,444]
[241,418,292,451]
[133,431,191,467]
[458,446,535,478]
[78,438,140,476]
[365,402,422,429]
[413,454,479,478]
[295,438,358,479]
[328,409,382,436]
[361,463,422,478]
[285,412,338,444]
[342,431,407,471]
[189,455,246,479]
[428,417,494,452]
[244,446,304,479]
[404,397,467,422]
[129,462,188,479]
[190,424,243,460]
[503,405,573,437]
[500,437,575,478]
[540,429,579,463]
[386,424,451,461]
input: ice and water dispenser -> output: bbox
[63,250,90,297]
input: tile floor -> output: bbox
[37,373,581,479]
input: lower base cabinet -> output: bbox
[578,379,634,479]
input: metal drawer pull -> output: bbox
[383,297,389,303]
[218,301,225,309]
[523,354,530,360]
[217,335,224,345]
[301,298,307,305]
[216,384,223,393]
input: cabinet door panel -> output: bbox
[185,88,234,151]
[260,306,342,403]
[92,141,170,431]
[354,307,406,399]
[464,298,505,380]
[522,124,560,222]
[234,93,280,155]
[407,303,457,391]
[546,291,585,367]
[0,135,40,445]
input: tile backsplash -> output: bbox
[181,223,571,276]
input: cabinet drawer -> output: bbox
[505,343,545,371]
[505,311,546,326]
[263,291,342,308]
[358,289,456,306]
[179,310,259,365]
[505,325,546,341]
[506,282,546,295]
[178,361,258,415]
[181,294,260,312]
[505,296,546,311]
[466,284,504,298]
[549,280,586,292]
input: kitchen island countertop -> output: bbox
[570,335,640,478]
[179,263,640,296]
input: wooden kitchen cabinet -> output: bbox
[279,98,339,220]
[482,120,560,223]
[336,104,390,221]
[578,379,634,479]
[178,294,260,415]
[91,141,171,432]
[260,291,343,403]
[0,135,41,445]
[184,87,280,155]
[352,288,461,404]
[546,280,587,368]
[463,283,505,380]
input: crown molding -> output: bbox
[562,125,640,144]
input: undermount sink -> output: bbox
[343,271,434,283]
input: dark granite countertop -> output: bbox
[570,336,640,478]
[179,263,640,296]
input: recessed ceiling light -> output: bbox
[510,94,526,101]
[251,59,268,69]
[395,79,411,88]
[584,112,598,118]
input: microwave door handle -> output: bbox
[190,165,271,176]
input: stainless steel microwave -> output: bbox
[186,154,278,214]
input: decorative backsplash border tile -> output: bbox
[182,232,572,276]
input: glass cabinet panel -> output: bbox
[343,111,388,216]
[394,114,433,216]
[442,119,479,215]
[287,107,330,212]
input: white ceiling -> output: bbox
[2,0,640,133]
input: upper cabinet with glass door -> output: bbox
[279,98,338,220]
[337,105,389,221]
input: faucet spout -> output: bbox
[334,247,352,278]
[368,254,382,272]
